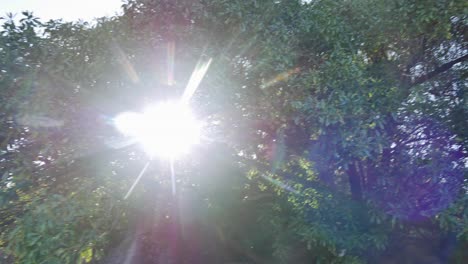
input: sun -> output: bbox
[114,100,201,159]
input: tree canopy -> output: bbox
[0,0,467,263]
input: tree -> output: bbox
[0,0,467,263]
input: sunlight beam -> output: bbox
[181,58,212,104]
[124,161,151,200]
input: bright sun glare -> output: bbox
[114,101,201,159]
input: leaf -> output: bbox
[80,247,93,263]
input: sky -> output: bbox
[0,0,123,22]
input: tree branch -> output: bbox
[411,53,468,86]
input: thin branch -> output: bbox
[411,53,468,86]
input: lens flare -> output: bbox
[114,101,201,159]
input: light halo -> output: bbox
[114,100,201,159]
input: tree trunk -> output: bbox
[348,162,363,201]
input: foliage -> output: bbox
[0,0,467,263]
